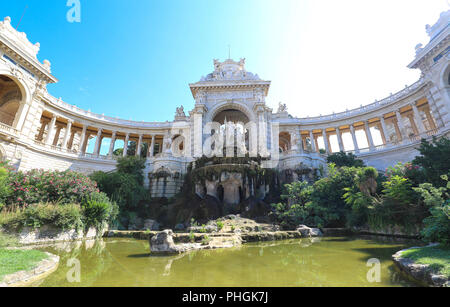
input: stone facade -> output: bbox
[0,11,449,199]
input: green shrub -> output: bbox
[271,202,310,229]
[271,181,313,229]
[382,176,416,205]
[366,176,427,230]
[216,220,224,231]
[0,232,19,248]
[421,201,450,245]
[0,203,83,231]
[385,162,426,187]
[90,156,148,229]
[0,167,11,209]
[201,235,211,245]
[82,198,116,232]
[414,175,450,245]
[307,164,359,227]
[189,231,195,243]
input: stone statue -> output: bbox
[195,91,206,104]
[163,131,172,154]
[254,88,264,102]
[278,102,287,113]
[175,105,185,117]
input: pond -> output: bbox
[33,236,421,287]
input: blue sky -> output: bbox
[0,0,448,123]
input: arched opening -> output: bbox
[279,131,291,153]
[0,75,23,127]
[213,109,250,125]
[212,109,251,156]
[171,134,185,157]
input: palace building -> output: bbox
[0,11,449,201]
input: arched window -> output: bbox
[0,75,23,127]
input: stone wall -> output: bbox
[14,224,107,245]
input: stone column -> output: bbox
[257,111,268,157]
[44,115,57,145]
[108,131,117,157]
[52,126,63,146]
[412,103,426,136]
[193,111,204,158]
[309,130,316,152]
[79,125,88,154]
[379,116,390,145]
[36,120,48,142]
[424,107,437,130]
[350,125,359,154]
[336,127,344,152]
[322,129,330,154]
[12,102,30,131]
[136,134,143,157]
[123,133,130,157]
[407,114,419,136]
[149,134,155,157]
[364,121,375,150]
[93,128,103,156]
[395,110,407,142]
[68,130,76,150]
[297,128,304,154]
[62,120,73,149]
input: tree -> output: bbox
[123,141,148,157]
[327,151,364,168]
[413,137,450,187]
[116,156,146,185]
[355,167,378,197]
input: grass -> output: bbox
[0,249,48,281]
[0,232,48,281]
[401,244,450,278]
[0,232,19,248]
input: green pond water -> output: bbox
[33,236,421,287]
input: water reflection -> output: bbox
[34,236,420,287]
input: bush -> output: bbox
[271,181,313,229]
[82,198,116,231]
[421,201,450,245]
[385,162,426,187]
[7,170,100,207]
[366,175,427,230]
[307,164,360,227]
[414,175,450,245]
[0,203,83,231]
[90,156,148,229]
[90,171,146,210]
[0,167,11,210]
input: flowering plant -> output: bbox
[7,170,100,206]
